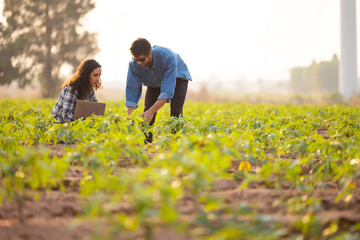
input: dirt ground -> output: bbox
[1,130,360,240]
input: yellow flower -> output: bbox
[238,161,251,173]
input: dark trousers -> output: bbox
[144,78,188,142]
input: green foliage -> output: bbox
[293,211,322,237]
[290,54,339,93]
[0,140,69,222]
[1,99,360,239]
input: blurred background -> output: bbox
[0,0,359,104]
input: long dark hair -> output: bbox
[62,59,102,100]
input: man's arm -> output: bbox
[125,63,143,109]
[140,99,167,123]
[158,55,177,102]
[138,53,176,123]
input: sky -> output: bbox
[1,0,360,89]
[83,0,360,87]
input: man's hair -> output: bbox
[130,38,151,57]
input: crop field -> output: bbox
[1,99,360,240]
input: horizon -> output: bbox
[1,0,359,90]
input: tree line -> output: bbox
[0,0,98,98]
[290,54,339,94]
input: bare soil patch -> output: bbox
[2,130,360,239]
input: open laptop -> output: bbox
[74,100,106,119]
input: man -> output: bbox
[126,38,192,143]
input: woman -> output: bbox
[50,59,102,123]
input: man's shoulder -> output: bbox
[153,46,177,63]
[128,60,138,71]
[153,45,175,55]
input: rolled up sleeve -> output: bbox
[159,56,177,102]
[126,63,143,108]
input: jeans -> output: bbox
[144,78,188,143]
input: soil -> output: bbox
[1,130,360,240]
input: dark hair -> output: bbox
[130,38,151,57]
[62,59,102,100]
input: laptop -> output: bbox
[74,100,106,119]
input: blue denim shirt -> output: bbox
[125,45,192,108]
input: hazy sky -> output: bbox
[1,0,360,86]
[84,0,359,85]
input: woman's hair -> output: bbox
[130,38,151,57]
[62,59,102,100]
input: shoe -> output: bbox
[144,132,153,144]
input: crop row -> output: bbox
[1,99,360,239]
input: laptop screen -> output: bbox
[74,100,106,119]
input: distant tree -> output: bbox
[289,67,303,92]
[0,0,99,98]
[307,60,320,92]
[290,55,339,93]
[0,22,21,86]
[290,65,313,93]
[318,54,338,93]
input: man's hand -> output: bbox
[140,99,167,123]
[127,107,136,117]
[140,109,155,123]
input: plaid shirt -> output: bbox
[50,86,98,123]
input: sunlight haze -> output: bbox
[1,0,359,91]
[84,0,360,88]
